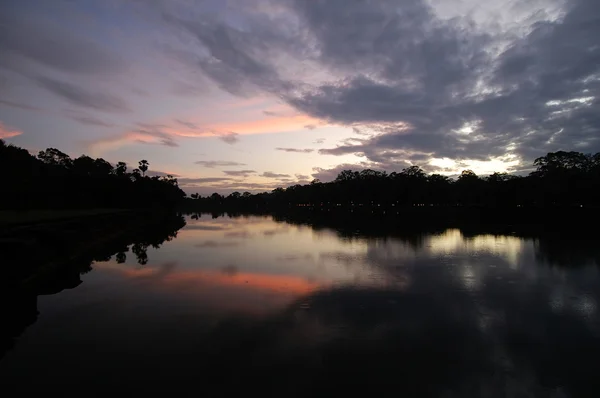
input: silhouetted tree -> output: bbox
[1,140,185,210]
[115,251,127,264]
[37,148,72,168]
[182,148,600,212]
[115,162,127,176]
[138,160,149,177]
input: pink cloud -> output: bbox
[88,112,325,155]
[209,114,320,135]
[0,121,23,139]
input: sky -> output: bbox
[1,0,598,195]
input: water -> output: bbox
[2,213,600,396]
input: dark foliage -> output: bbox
[184,150,600,210]
[0,140,185,209]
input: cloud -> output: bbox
[3,0,598,178]
[171,81,206,97]
[0,121,23,139]
[313,138,325,144]
[0,10,127,77]
[63,111,115,128]
[223,170,256,177]
[146,170,180,178]
[179,177,286,196]
[35,76,131,113]
[88,117,259,154]
[175,119,199,129]
[131,87,149,97]
[132,124,179,147]
[289,0,600,166]
[261,171,291,178]
[0,99,40,111]
[311,162,374,182]
[218,132,240,144]
[179,177,233,184]
[157,0,600,170]
[88,125,180,154]
[277,178,295,183]
[275,147,314,153]
[163,11,289,97]
[194,160,246,168]
[212,181,279,190]
[209,113,320,135]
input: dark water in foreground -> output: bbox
[2,213,600,397]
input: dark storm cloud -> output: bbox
[261,171,291,178]
[194,160,246,168]
[288,0,600,164]
[479,0,600,160]
[282,0,492,136]
[275,147,314,153]
[160,0,600,168]
[36,76,131,113]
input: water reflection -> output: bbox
[1,212,600,396]
[0,212,185,358]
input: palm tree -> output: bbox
[138,159,149,177]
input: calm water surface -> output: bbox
[2,214,600,396]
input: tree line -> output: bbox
[186,151,600,209]
[3,138,599,210]
[1,139,185,209]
